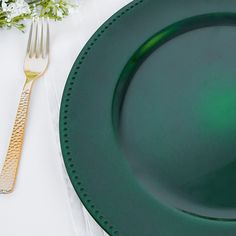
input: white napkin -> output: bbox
[0,24,75,236]
[45,0,132,235]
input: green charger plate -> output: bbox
[60,0,236,235]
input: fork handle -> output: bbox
[0,79,34,193]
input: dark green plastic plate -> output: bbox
[60,0,236,235]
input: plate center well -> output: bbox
[114,15,236,220]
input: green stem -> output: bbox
[0,0,76,31]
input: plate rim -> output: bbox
[60,1,145,235]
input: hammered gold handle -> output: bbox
[0,79,34,193]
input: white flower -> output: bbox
[1,0,31,20]
[1,0,8,12]
[0,0,77,31]
[57,8,63,18]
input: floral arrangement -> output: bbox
[0,0,76,31]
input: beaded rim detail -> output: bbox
[60,1,145,235]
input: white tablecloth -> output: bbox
[0,1,132,235]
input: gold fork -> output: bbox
[0,18,50,194]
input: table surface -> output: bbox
[0,1,132,235]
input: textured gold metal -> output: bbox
[0,80,33,193]
[0,18,49,193]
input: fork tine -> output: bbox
[40,18,44,57]
[33,19,39,57]
[26,17,49,59]
[46,18,50,56]
[39,17,49,58]
[26,20,34,54]
[36,18,44,58]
